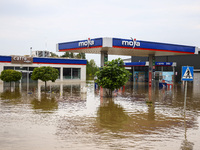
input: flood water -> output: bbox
[0,81,200,150]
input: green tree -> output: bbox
[61,52,86,59]
[89,59,96,67]
[76,53,82,59]
[70,52,74,58]
[80,53,86,59]
[75,53,86,59]
[50,52,58,57]
[61,52,70,58]
[31,66,59,91]
[0,69,22,87]
[95,58,131,96]
[86,59,99,78]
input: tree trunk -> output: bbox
[106,89,112,97]
[109,89,112,97]
[45,81,47,92]
[10,81,11,91]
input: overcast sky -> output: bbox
[0,0,200,66]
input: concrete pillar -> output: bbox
[133,66,135,82]
[60,83,63,98]
[161,66,163,83]
[100,51,108,96]
[149,54,155,87]
[60,67,63,81]
[101,51,108,67]
[38,84,41,100]
[173,66,175,83]
[27,72,29,92]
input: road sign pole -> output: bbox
[184,81,187,116]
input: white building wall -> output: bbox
[0,63,3,74]
[81,64,86,81]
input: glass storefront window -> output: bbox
[15,67,28,71]
[4,66,14,70]
[72,68,80,79]
[156,66,162,71]
[63,68,81,79]
[29,67,36,71]
[63,68,71,79]
[55,67,60,79]
[163,66,173,71]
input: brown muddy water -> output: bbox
[0,81,200,150]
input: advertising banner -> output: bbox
[58,38,102,51]
[11,56,33,64]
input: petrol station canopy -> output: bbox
[57,37,199,57]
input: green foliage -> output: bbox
[76,53,81,59]
[80,53,86,59]
[86,59,99,78]
[61,52,70,58]
[61,52,86,59]
[50,52,58,57]
[70,52,74,58]
[0,69,22,83]
[31,66,59,82]
[76,53,86,59]
[95,58,131,92]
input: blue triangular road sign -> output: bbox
[182,66,194,81]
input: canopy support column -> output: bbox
[149,54,155,87]
[173,66,175,83]
[101,51,108,67]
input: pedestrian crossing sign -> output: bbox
[182,66,194,81]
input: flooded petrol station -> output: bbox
[0,80,200,150]
[1,37,200,149]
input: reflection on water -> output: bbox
[180,113,194,150]
[0,88,21,100]
[97,98,131,132]
[0,81,200,149]
[31,94,58,112]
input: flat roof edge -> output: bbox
[195,47,200,54]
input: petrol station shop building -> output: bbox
[0,55,87,84]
